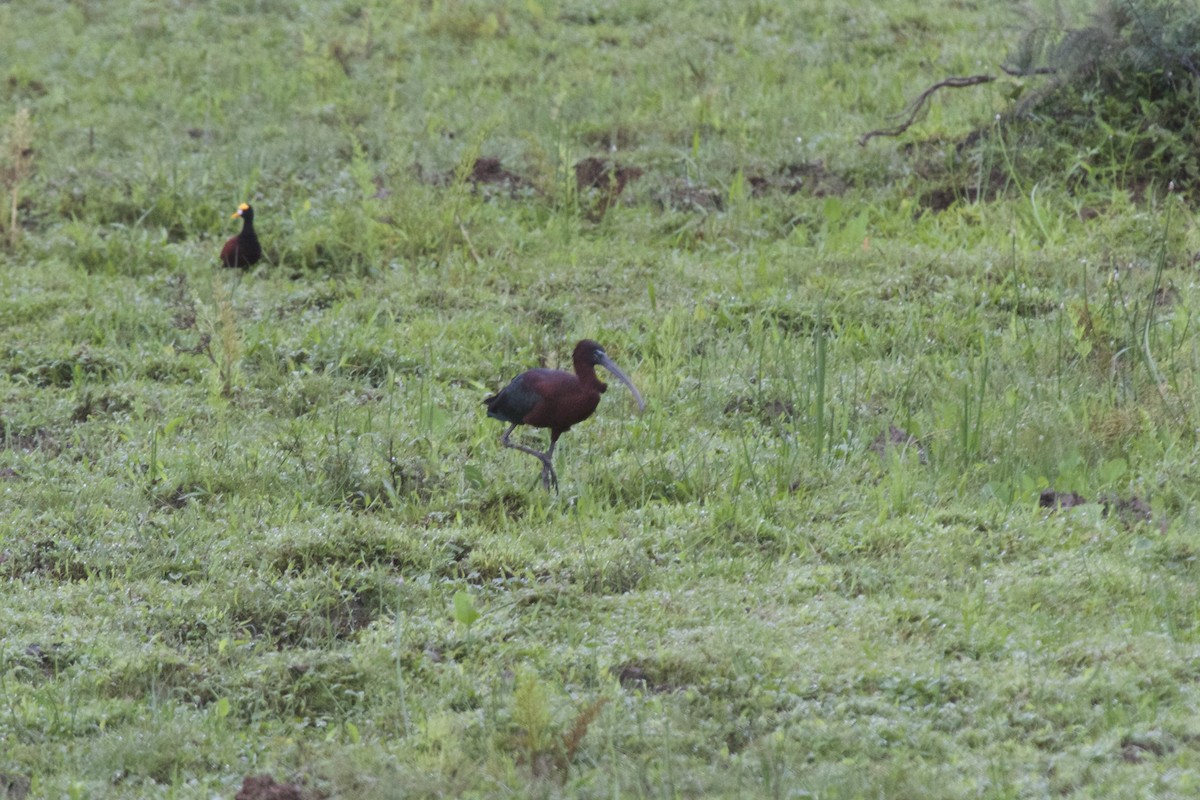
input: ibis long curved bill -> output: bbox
[595,351,644,412]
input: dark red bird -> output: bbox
[219,202,262,269]
[484,339,644,490]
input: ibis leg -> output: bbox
[500,425,559,493]
[543,439,559,492]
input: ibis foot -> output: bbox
[501,425,560,493]
[540,460,559,493]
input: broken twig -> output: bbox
[858,75,995,146]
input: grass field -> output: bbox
[3,0,1200,797]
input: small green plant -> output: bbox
[812,314,827,458]
[452,589,480,633]
[512,671,553,775]
[168,273,240,397]
[196,278,243,399]
[440,129,493,267]
[958,353,989,467]
[509,671,609,780]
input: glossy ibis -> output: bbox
[484,339,644,491]
[219,202,262,269]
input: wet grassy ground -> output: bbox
[2,1,1199,797]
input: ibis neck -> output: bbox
[573,360,606,392]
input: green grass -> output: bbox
[3,0,1200,797]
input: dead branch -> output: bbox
[858,75,995,146]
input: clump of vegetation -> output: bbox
[1001,0,1200,194]
[2,107,33,248]
[879,1,1200,202]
